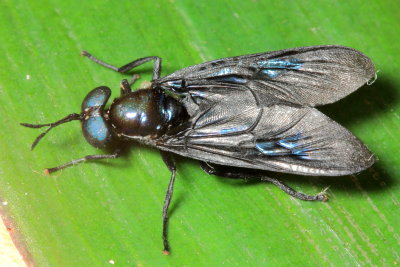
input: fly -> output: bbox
[21,45,376,254]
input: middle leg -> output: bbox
[160,151,177,255]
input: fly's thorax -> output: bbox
[108,89,186,138]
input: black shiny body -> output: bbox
[108,89,187,139]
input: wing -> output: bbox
[157,45,375,107]
[157,84,374,176]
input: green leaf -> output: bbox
[0,0,399,266]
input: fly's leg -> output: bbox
[44,150,121,174]
[81,51,162,80]
[120,79,132,95]
[200,162,328,202]
[160,151,177,255]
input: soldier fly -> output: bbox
[21,45,376,254]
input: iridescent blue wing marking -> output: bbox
[251,58,303,78]
[255,133,315,160]
[157,45,375,107]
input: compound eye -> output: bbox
[81,86,111,111]
[81,86,113,148]
[82,115,113,148]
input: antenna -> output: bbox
[21,113,82,150]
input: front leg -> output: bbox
[81,51,162,80]
[160,151,177,255]
[43,150,121,174]
[120,79,132,95]
[200,162,328,202]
